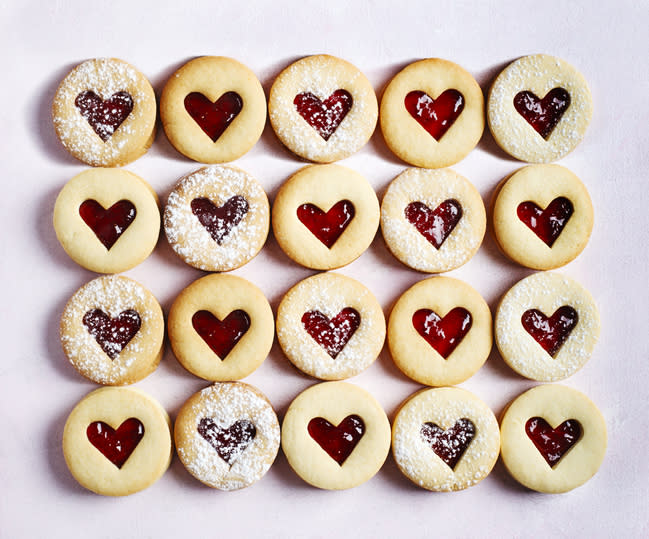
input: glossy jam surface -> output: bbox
[184,91,243,142]
[197,417,256,466]
[404,199,462,249]
[75,90,133,142]
[517,197,574,247]
[293,90,353,141]
[513,88,571,140]
[521,306,578,357]
[301,308,361,359]
[525,417,582,468]
[79,199,136,250]
[412,307,472,359]
[308,415,365,466]
[191,195,249,245]
[86,417,144,469]
[82,309,141,359]
[192,309,250,359]
[404,89,464,141]
[420,418,476,470]
[296,199,355,248]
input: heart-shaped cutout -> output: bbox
[82,309,141,359]
[197,417,256,466]
[293,90,353,141]
[308,415,365,465]
[75,90,133,142]
[521,306,578,357]
[192,309,250,359]
[184,91,243,142]
[404,199,463,249]
[517,197,574,247]
[525,417,582,468]
[86,417,144,469]
[191,195,249,245]
[513,88,571,140]
[404,89,465,141]
[420,418,476,470]
[301,308,361,359]
[296,200,355,248]
[412,307,472,358]
[79,199,136,250]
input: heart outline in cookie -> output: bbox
[404,89,465,141]
[192,309,251,359]
[82,308,142,360]
[191,195,250,245]
[184,91,243,142]
[79,199,137,250]
[296,199,355,248]
[293,90,353,141]
[521,306,578,357]
[75,90,134,142]
[197,417,257,467]
[301,308,361,359]
[420,418,476,470]
[412,307,472,358]
[513,88,571,140]
[525,416,582,468]
[86,417,145,469]
[404,199,463,249]
[517,197,574,248]
[308,414,365,466]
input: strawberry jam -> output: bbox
[404,199,462,249]
[192,310,250,359]
[191,195,249,245]
[513,88,571,140]
[294,90,353,141]
[308,415,365,465]
[296,200,355,248]
[412,307,472,358]
[521,306,578,357]
[86,417,144,469]
[197,417,256,466]
[525,417,582,468]
[517,197,573,247]
[79,199,136,250]
[301,308,361,358]
[75,90,133,142]
[420,418,476,470]
[184,91,243,142]
[82,309,141,360]
[404,89,464,140]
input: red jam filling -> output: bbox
[293,90,353,141]
[517,197,574,247]
[308,415,365,466]
[420,418,476,470]
[412,307,472,359]
[79,199,136,250]
[404,89,465,141]
[191,195,249,245]
[82,309,141,360]
[525,417,582,468]
[404,199,462,249]
[75,90,134,142]
[513,88,571,140]
[197,417,257,466]
[184,91,243,142]
[301,308,361,359]
[192,309,250,359]
[521,306,578,357]
[86,417,144,469]
[296,199,355,248]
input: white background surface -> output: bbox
[1,1,648,537]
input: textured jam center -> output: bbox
[184,91,243,142]
[86,418,144,469]
[420,418,476,470]
[521,306,578,357]
[404,89,465,141]
[197,417,257,466]
[82,309,141,360]
[191,195,249,245]
[79,199,136,250]
[525,417,582,468]
[296,199,355,248]
[301,308,361,359]
[293,90,353,141]
[517,197,574,247]
[404,199,463,249]
[412,307,472,358]
[308,415,365,466]
[513,88,571,139]
[192,310,250,359]
[75,90,134,142]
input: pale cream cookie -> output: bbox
[268,55,378,162]
[276,272,385,380]
[63,386,172,496]
[380,58,484,168]
[60,276,164,385]
[487,54,593,163]
[52,58,156,167]
[381,167,486,273]
[281,381,391,489]
[174,382,280,491]
[168,274,274,381]
[272,164,380,270]
[495,272,600,381]
[164,165,269,272]
[500,384,607,493]
[160,56,266,163]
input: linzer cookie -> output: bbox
[52,58,156,167]
[488,54,592,163]
[268,55,378,162]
